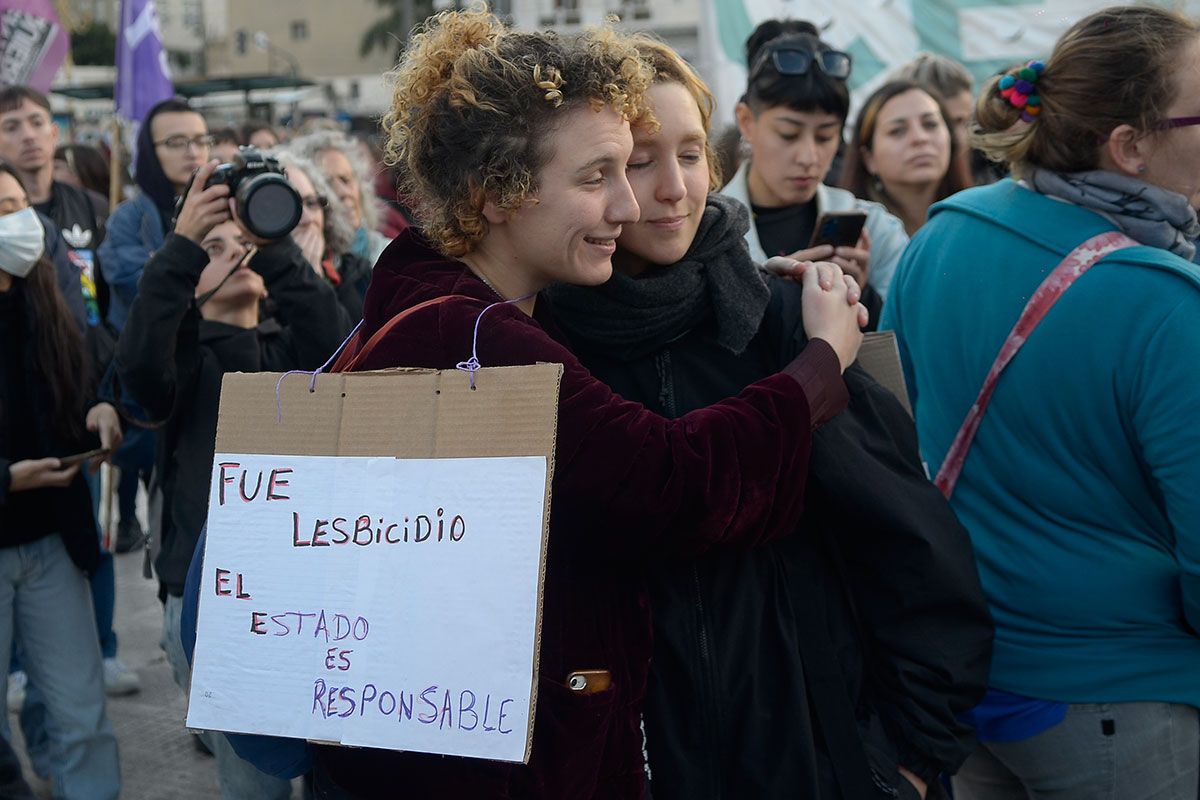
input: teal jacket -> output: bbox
[882,179,1200,707]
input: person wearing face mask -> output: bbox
[0,163,122,800]
[272,150,373,321]
[550,37,991,799]
[114,158,352,800]
[882,7,1200,798]
[722,20,909,323]
[840,81,974,236]
[289,131,392,265]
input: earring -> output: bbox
[1137,164,1148,173]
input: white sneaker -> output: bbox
[7,671,26,712]
[102,658,140,696]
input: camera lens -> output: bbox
[237,175,303,240]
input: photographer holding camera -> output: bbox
[115,158,352,800]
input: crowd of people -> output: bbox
[0,3,1197,799]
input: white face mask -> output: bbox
[0,207,46,279]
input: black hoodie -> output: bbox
[116,234,353,597]
[134,98,189,235]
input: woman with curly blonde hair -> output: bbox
[306,9,866,797]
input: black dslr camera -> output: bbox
[204,147,303,240]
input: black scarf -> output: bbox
[548,194,770,362]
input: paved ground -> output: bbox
[9,546,304,799]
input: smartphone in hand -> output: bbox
[58,448,111,468]
[810,211,868,248]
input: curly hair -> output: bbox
[973,5,1200,175]
[381,8,654,256]
[273,149,356,258]
[289,130,383,234]
[627,34,723,191]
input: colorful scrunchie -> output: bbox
[999,60,1045,122]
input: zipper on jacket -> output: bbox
[654,349,722,798]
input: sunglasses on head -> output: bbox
[1161,116,1200,129]
[750,46,853,82]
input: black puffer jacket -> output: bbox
[559,276,993,799]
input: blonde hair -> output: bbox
[973,5,1200,175]
[627,34,723,191]
[381,8,654,256]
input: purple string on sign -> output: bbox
[274,319,363,423]
[274,291,534,421]
[455,293,535,389]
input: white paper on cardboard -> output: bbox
[187,452,548,763]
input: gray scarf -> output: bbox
[1026,167,1200,260]
[548,193,770,362]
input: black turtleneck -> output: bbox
[750,201,818,258]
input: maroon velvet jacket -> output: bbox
[314,230,847,799]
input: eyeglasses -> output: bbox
[301,195,328,211]
[154,135,215,152]
[1161,116,1200,130]
[749,47,853,82]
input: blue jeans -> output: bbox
[0,535,120,800]
[954,701,1200,800]
[17,472,119,783]
[162,594,292,800]
[112,427,154,526]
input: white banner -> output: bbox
[187,453,549,763]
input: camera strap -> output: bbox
[195,244,258,309]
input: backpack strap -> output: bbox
[331,295,464,373]
[934,231,1138,498]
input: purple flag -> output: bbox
[0,0,69,91]
[115,0,174,124]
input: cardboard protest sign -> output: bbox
[187,363,562,764]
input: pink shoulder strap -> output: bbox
[934,231,1138,498]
